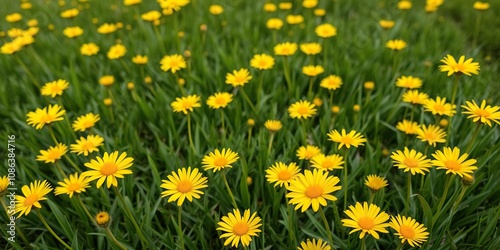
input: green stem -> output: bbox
[54,162,68,179]
[247,128,252,148]
[307,77,314,99]
[318,207,334,247]
[361,237,366,250]
[343,149,349,211]
[153,25,166,55]
[285,193,296,248]
[104,227,127,250]
[15,54,41,88]
[267,133,275,157]
[446,75,460,147]
[222,170,238,208]
[282,57,293,94]
[240,87,258,117]
[187,113,196,153]
[301,120,308,145]
[433,175,453,224]
[452,186,468,212]
[465,123,481,153]
[472,14,481,48]
[48,125,58,144]
[220,110,225,146]
[329,91,334,108]
[406,173,412,214]
[36,210,74,250]
[75,195,95,224]
[178,206,184,250]
[257,71,264,109]
[63,154,82,172]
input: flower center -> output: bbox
[232,222,249,236]
[322,159,333,169]
[400,225,415,239]
[433,104,445,112]
[81,142,94,151]
[101,162,118,175]
[82,120,94,129]
[277,170,292,180]
[259,60,267,67]
[169,61,179,68]
[454,64,465,72]
[48,150,62,160]
[182,101,193,109]
[67,183,81,192]
[475,109,490,117]
[341,136,353,145]
[305,185,323,198]
[445,160,460,171]
[51,85,61,93]
[424,132,436,140]
[297,106,309,115]
[24,194,38,207]
[358,217,375,230]
[215,97,226,105]
[177,180,193,193]
[404,158,419,168]
[213,157,228,167]
[41,114,55,124]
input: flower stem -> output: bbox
[257,71,264,109]
[465,123,481,153]
[406,173,412,214]
[433,175,453,224]
[267,133,275,157]
[307,77,314,99]
[36,210,74,250]
[343,149,349,211]
[222,170,238,208]
[446,76,460,146]
[247,127,252,148]
[282,57,293,95]
[48,125,58,144]
[54,162,68,179]
[178,206,184,250]
[285,193,297,248]
[104,227,127,250]
[452,185,468,212]
[318,207,334,247]
[63,154,82,172]
[75,195,95,224]
[15,54,41,88]
[240,87,258,116]
[301,120,308,145]
[220,110,226,146]
[187,113,196,153]
[361,237,367,250]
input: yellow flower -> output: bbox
[288,100,317,119]
[263,3,277,12]
[266,18,284,30]
[141,10,162,22]
[302,65,325,77]
[297,145,321,160]
[274,42,298,56]
[107,44,127,60]
[286,169,341,212]
[54,173,91,198]
[379,20,395,29]
[320,75,343,90]
[389,215,429,247]
[461,100,500,126]
[202,148,239,172]
[1,42,22,55]
[473,1,490,10]
[279,2,292,10]
[264,120,283,132]
[80,43,99,56]
[225,68,252,87]
[72,113,100,132]
[158,0,190,13]
[424,97,456,117]
[265,162,300,188]
[36,143,68,164]
[298,238,331,250]
[416,124,446,147]
[327,129,367,150]
[0,176,9,196]
[313,97,323,107]
[300,42,322,55]
[302,0,318,9]
[286,15,304,25]
[209,4,224,15]
[6,13,22,23]
[342,202,390,239]
[63,26,84,38]
[364,81,375,90]
[60,8,79,18]
[15,180,53,218]
[431,147,477,178]
[99,75,115,87]
[397,0,412,10]
[250,53,275,70]
[391,147,432,175]
[402,90,428,105]
[310,154,344,171]
[97,23,118,34]
[124,0,142,6]
[41,79,69,98]
[315,23,337,38]
[396,75,422,89]
[160,167,208,206]
[386,39,407,50]
[132,55,148,65]
[70,135,104,156]
[396,120,420,134]
[160,54,187,73]
[82,151,134,188]
[314,9,326,16]
[26,104,66,129]
[206,92,233,109]
[171,95,201,114]
[364,175,388,192]
[217,209,262,247]
[439,54,480,77]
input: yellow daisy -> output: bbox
[206,92,233,109]
[63,26,83,38]
[26,104,66,129]
[171,95,201,114]
[431,147,478,178]
[402,90,429,105]
[70,135,104,156]
[250,53,275,70]
[302,65,325,77]
[274,42,298,56]
[461,100,500,126]
[36,143,68,164]
[202,148,239,172]
[72,113,100,132]
[364,175,388,192]
[315,23,337,38]
[95,211,111,228]
[225,68,252,87]
[298,238,331,250]
[379,20,395,29]
[264,120,283,133]
[99,75,115,87]
[80,43,99,56]
[396,76,422,89]
[107,43,126,60]
[1,175,10,195]
[54,173,91,198]
[97,23,118,34]
[396,120,420,134]
[327,129,367,149]
[288,100,317,119]
[391,147,432,175]
[341,202,390,239]
[310,153,344,171]
[82,151,134,188]
[386,39,407,50]
[320,75,343,90]
[41,79,69,98]
[439,54,480,77]
[286,169,341,212]
[132,55,148,65]
[300,42,322,55]
[424,96,456,117]
[217,209,262,247]
[265,162,300,188]
[266,18,283,30]
[15,180,53,218]
[389,215,429,247]
[160,167,208,206]
[160,54,186,73]
[416,124,446,147]
[297,145,321,160]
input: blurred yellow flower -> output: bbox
[439,54,480,77]
[99,75,115,87]
[225,68,252,87]
[26,104,66,129]
[263,3,277,12]
[171,95,201,114]
[288,100,317,119]
[60,8,79,18]
[302,65,325,77]
[424,97,456,117]
[473,1,490,10]
[396,75,422,89]
[97,23,118,34]
[141,10,162,22]
[320,75,343,90]
[310,153,344,171]
[250,53,275,70]
[402,90,428,105]
[315,23,337,38]
[397,0,412,10]
[72,113,100,132]
[6,13,22,23]
[461,100,500,126]
[297,145,321,160]
[41,79,69,98]
[70,135,104,156]
[36,143,68,164]
[327,129,367,149]
[80,43,99,56]
[266,18,284,30]
[386,39,407,50]
[274,42,298,56]
[286,15,304,25]
[63,26,84,38]
[364,175,388,192]
[300,42,322,55]
[132,55,148,65]
[107,44,127,59]
[160,54,186,73]
[264,120,282,132]
[416,124,446,147]
[209,4,224,15]
[396,120,420,134]
[206,92,233,109]
[379,20,395,29]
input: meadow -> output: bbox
[1,0,499,249]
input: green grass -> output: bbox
[1,0,499,249]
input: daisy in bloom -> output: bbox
[132,55,148,65]
[473,1,490,10]
[160,167,208,206]
[209,4,224,15]
[302,65,325,77]
[15,180,53,218]
[389,215,429,247]
[26,104,66,129]
[398,0,412,10]
[327,129,367,149]
[266,18,283,30]
[320,75,343,90]
[431,147,477,178]
[274,42,298,56]
[206,92,233,109]
[297,145,321,160]
[171,95,201,114]
[264,120,282,133]
[286,169,341,212]
[402,90,429,105]
[310,153,344,171]
[99,75,114,87]
[70,135,104,156]
[364,175,388,192]
[379,20,395,29]
[217,209,262,247]
[72,113,100,132]
[107,44,127,60]
[41,79,69,98]
[225,68,252,87]
[315,23,337,38]
[54,173,91,198]
[461,100,500,126]
[300,42,322,55]
[288,100,317,119]
[439,54,480,76]
[1,42,22,54]
[265,162,300,187]
[341,202,390,239]
[396,120,420,134]
[80,43,99,56]
[160,54,186,73]
[250,53,275,70]
[298,238,331,250]
[396,76,422,89]
[60,8,79,18]
[124,0,141,6]
[82,151,134,188]
[286,14,304,25]
[141,10,162,22]
[424,97,456,117]
[1,176,9,196]
[36,143,68,164]
[386,39,407,50]
[97,23,118,34]
[63,26,83,38]
[202,148,239,172]
[416,124,446,147]
[391,147,432,175]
